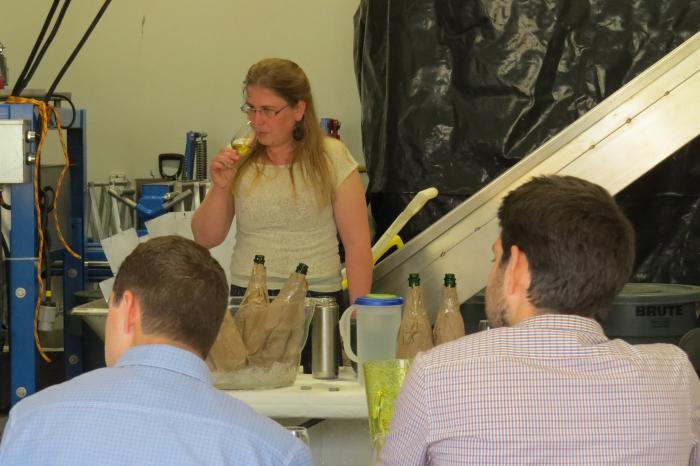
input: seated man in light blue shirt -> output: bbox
[0,235,312,466]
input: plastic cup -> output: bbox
[363,359,412,460]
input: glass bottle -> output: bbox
[271,262,308,305]
[396,273,434,359]
[248,263,310,368]
[241,255,269,305]
[236,255,269,345]
[208,257,262,373]
[433,273,466,345]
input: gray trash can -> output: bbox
[600,283,700,345]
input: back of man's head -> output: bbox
[498,175,635,318]
[111,235,228,357]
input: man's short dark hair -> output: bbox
[497,175,635,318]
[112,235,228,356]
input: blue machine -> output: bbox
[1,108,201,407]
[1,103,87,406]
[106,181,192,237]
[135,184,170,233]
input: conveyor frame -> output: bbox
[373,32,700,319]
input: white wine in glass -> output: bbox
[230,121,255,156]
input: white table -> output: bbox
[224,368,373,466]
[223,368,368,419]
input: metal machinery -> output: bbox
[86,130,208,239]
[1,0,118,408]
[0,102,87,406]
[82,132,208,245]
[373,31,700,319]
[103,182,195,236]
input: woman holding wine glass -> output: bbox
[192,57,372,314]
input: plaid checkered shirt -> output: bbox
[381,314,700,466]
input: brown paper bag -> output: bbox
[235,260,270,348]
[206,311,248,371]
[433,283,465,345]
[207,258,270,372]
[247,264,308,369]
[396,284,433,359]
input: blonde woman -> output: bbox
[192,58,372,313]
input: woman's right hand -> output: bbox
[210,146,241,190]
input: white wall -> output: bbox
[1,0,364,181]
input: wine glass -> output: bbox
[285,425,310,446]
[229,121,255,157]
[478,319,491,332]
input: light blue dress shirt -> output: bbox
[0,344,312,466]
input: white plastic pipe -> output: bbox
[370,187,438,259]
[340,187,439,290]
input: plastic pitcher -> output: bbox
[339,294,404,384]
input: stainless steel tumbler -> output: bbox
[311,297,340,379]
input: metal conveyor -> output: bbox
[372,31,700,319]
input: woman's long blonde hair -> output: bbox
[232,58,334,206]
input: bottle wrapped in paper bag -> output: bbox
[206,311,248,372]
[433,273,465,346]
[396,273,433,359]
[247,263,308,368]
[235,255,270,348]
[211,262,311,389]
[207,255,272,372]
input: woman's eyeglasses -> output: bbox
[240,103,289,118]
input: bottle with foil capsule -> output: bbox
[396,273,434,358]
[433,273,466,345]
[252,262,308,367]
[235,254,270,348]
[208,257,263,373]
[275,262,309,305]
[242,255,268,305]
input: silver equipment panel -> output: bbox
[0,120,28,183]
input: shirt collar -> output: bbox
[514,313,606,336]
[115,344,212,385]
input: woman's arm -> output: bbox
[333,169,373,303]
[191,146,239,248]
[191,184,235,248]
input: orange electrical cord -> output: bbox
[49,106,81,260]
[6,95,82,363]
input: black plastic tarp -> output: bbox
[354,0,700,251]
[617,135,700,284]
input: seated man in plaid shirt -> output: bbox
[382,175,700,466]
